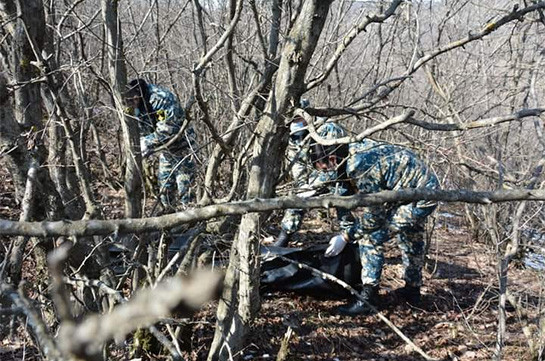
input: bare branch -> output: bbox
[301,107,544,147]
[58,271,222,359]
[3,188,545,237]
[306,0,405,91]
[0,283,63,360]
[351,2,545,112]
[407,108,545,131]
[249,0,268,59]
[299,109,415,145]
[193,0,244,75]
[48,242,75,323]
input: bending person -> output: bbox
[308,125,440,315]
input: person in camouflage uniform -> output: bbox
[274,116,348,247]
[309,125,439,315]
[274,115,309,246]
[124,79,197,211]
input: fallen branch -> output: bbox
[58,270,222,359]
[2,188,545,237]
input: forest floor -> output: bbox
[185,208,543,361]
[0,169,543,361]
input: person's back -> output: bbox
[347,139,439,193]
[141,83,196,156]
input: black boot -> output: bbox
[337,286,379,316]
[273,229,290,247]
[394,285,421,304]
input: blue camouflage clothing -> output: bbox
[281,121,347,234]
[280,130,311,234]
[136,83,197,208]
[318,138,439,288]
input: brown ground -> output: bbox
[186,209,541,361]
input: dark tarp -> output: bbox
[112,232,363,299]
[260,244,362,298]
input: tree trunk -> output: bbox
[208,1,333,359]
[101,0,143,219]
[42,1,85,220]
[0,0,64,339]
[0,0,65,224]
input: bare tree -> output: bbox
[1,0,545,360]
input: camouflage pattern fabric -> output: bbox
[137,83,197,208]
[347,139,438,287]
[158,152,195,207]
[280,130,310,234]
[339,139,439,238]
[281,121,348,234]
[315,121,348,141]
[315,138,439,288]
[358,229,426,287]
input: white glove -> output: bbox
[324,234,347,257]
[140,137,150,157]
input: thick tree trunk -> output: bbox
[0,84,27,203]
[0,0,46,210]
[0,0,64,340]
[0,0,64,219]
[42,2,85,220]
[208,1,333,359]
[101,0,143,219]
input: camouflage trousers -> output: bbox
[280,169,342,234]
[158,152,195,209]
[358,230,426,288]
[357,202,436,288]
[280,208,305,234]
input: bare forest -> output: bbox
[1,0,545,360]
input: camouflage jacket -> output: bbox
[139,83,197,155]
[314,139,440,239]
[346,139,439,193]
[286,136,312,189]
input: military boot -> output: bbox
[273,229,290,247]
[394,285,421,304]
[337,285,379,316]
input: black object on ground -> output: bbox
[261,244,362,298]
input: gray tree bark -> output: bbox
[101,0,143,219]
[42,1,85,220]
[0,0,64,343]
[207,1,333,359]
[0,0,64,286]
